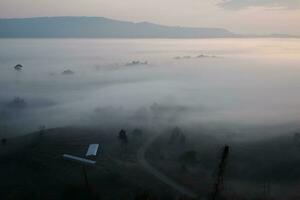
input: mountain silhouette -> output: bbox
[0,16,235,38]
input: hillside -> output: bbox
[0,16,235,38]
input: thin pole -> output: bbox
[82,166,90,193]
[211,145,230,200]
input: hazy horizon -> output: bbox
[0,16,299,39]
[0,0,299,35]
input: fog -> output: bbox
[1,38,300,138]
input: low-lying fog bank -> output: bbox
[1,38,300,139]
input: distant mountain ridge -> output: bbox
[0,16,236,38]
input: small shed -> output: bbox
[62,154,96,166]
[86,144,99,159]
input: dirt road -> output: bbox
[137,133,197,198]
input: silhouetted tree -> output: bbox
[14,64,23,71]
[118,129,128,144]
[62,69,75,75]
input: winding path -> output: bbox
[137,133,197,198]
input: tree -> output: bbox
[14,64,23,71]
[118,129,128,144]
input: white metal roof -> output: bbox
[62,154,96,166]
[86,144,99,157]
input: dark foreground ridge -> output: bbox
[1,127,300,199]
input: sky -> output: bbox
[0,0,299,35]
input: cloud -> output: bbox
[218,0,300,10]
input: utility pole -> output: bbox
[82,166,90,192]
[62,143,99,200]
[211,145,230,200]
